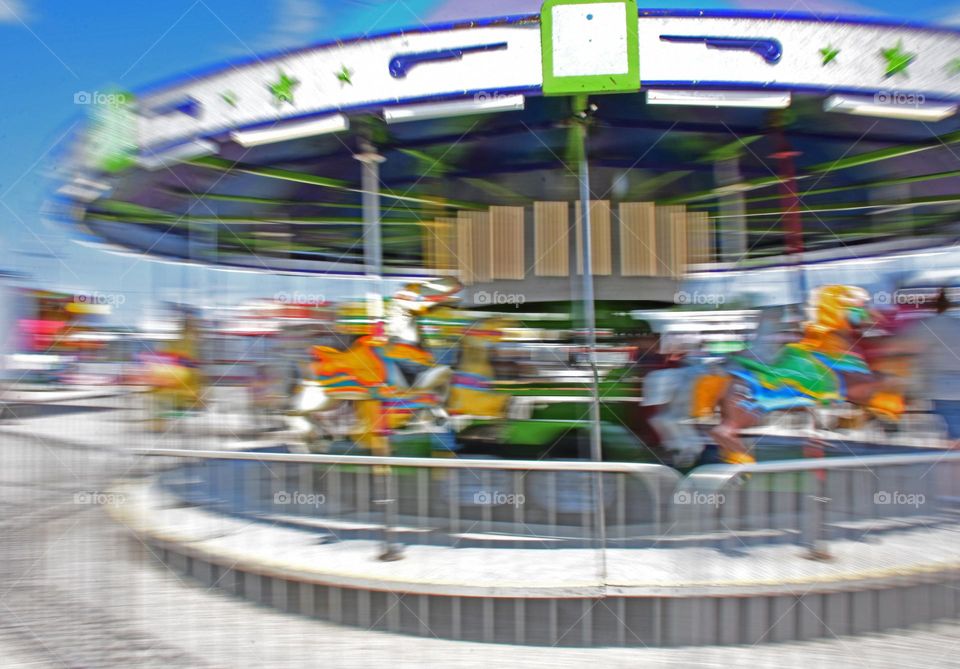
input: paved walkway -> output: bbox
[2,395,960,667]
[16,503,960,668]
[0,389,292,452]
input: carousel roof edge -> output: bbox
[134,9,960,100]
[637,9,960,35]
[77,8,960,156]
[136,13,543,99]
[54,4,960,258]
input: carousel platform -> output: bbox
[2,384,132,403]
[108,476,960,647]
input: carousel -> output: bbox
[51,2,960,463]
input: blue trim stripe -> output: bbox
[659,35,783,64]
[640,8,960,36]
[389,42,509,79]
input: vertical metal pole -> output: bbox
[713,156,747,262]
[806,463,831,561]
[0,278,12,421]
[576,124,602,465]
[359,140,384,281]
[773,130,806,306]
[184,219,193,447]
[576,120,607,583]
[356,142,401,561]
[379,467,402,560]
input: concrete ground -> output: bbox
[1,391,959,667]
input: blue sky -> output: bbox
[0,0,451,322]
[2,0,960,323]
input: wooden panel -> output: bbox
[655,204,685,277]
[489,206,525,280]
[669,209,688,278]
[424,217,457,271]
[458,210,492,284]
[618,202,657,277]
[685,210,714,266]
[533,201,569,277]
[575,200,612,275]
[472,210,492,283]
[456,212,474,284]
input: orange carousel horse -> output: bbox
[695,286,904,464]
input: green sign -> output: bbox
[540,0,640,96]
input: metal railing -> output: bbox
[681,451,960,558]
[139,448,681,560]
[136,447,960,561]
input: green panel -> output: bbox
[540,0,639,95]
[85,91,137,173]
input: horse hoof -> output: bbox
[804,547,833,561]
[723,451,756,466]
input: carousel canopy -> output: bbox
[52,5,960,280]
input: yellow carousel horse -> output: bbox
[141,314,204,431]
[447,319,510,419]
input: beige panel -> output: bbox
[655,204,685,277]
[458,210,492,284]
[472,211,492,283]
[669,210,688,277]
[424,217,457,271]
[424,223,435,269]
[439,216,459,269]
[618,202,657,277]
[704,214,715,263]
[456,213,474,284]
[489,206,525,280]
[574,200,612,276]
[685,210,714,266]
[533,201,569,277]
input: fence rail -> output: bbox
[681,451,960,556]
[136,447,960,558]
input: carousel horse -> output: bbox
[290,278,460,450]
[697,285,904,464]
[140,313,204,430]
[446,319,510,419]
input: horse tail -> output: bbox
[292,382,331,414]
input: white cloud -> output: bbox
[0,0,30,24]
[261,0,324,51]
[941,7,960,26]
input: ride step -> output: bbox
[265,513,431,535]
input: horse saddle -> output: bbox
[729,343,864,412]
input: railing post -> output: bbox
[375,464,402,561]
[803,437,831,561]
[805,469,831,560]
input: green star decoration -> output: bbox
[336,64,353,86]
[947,58,960,75]
[268,72,299,105]
[881,40,914,77]
[819,45,840,66]
[220,90,238,107]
